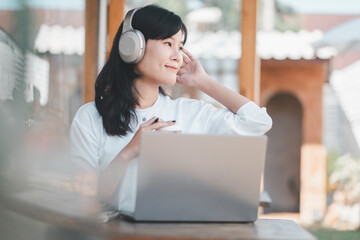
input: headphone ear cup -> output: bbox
[119,29,145,64]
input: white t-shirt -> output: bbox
[70,94,272,212]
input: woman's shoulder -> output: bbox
[73,101,101,122]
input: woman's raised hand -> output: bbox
[176,48,209,89]
[120,117,175,160]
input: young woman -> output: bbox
[71,5,272,213]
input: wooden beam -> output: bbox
[239,0,260,103]
[84,0,99,103]
[107,0,125,58]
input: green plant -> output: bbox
[330,154,360,204]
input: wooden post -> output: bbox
[107,0,125,58]
[240,0,264,215]
[239,0,260,104]
[84,0,125,103]
[84,0,99,103]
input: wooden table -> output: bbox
[0,189,316,240]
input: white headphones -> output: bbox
[118,8,145,64]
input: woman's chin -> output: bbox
[162,78,177,87]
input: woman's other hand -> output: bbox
[177,49,251,114]
[176,48,209,89]
[120,117,176,160]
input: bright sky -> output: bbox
[0,0,85,10]
[277,0,360,15]
[1,0,360,14]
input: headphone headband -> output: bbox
[122,8,138,33]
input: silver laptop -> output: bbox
[129,132,267,222]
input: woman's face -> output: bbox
[136,30,184,86]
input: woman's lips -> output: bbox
[165,65,178,71]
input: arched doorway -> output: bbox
[264,93,302,213]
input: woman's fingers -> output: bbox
[153,121,176,130]
[141,117,159,127]
[177,68,185,76]
[145,120,175,131]
[140,118,175,129]
[181,48,195,61]
[123,118,176,159]
[182,52,191,64]
[157,129,182,134]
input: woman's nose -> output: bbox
[171,49,182,62]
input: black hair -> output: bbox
[95,5,187,136]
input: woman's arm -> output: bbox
[98,117,176,202]
[97,150,131,203]
[177,49,250,113]
[71,107,177,202]
[197,76,250,114]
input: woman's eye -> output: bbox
[179,46,183,51]
[165,42,171,47]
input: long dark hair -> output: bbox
[95,5,187,136]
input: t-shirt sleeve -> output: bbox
[200,101,272,136]
[70,105,101,174]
